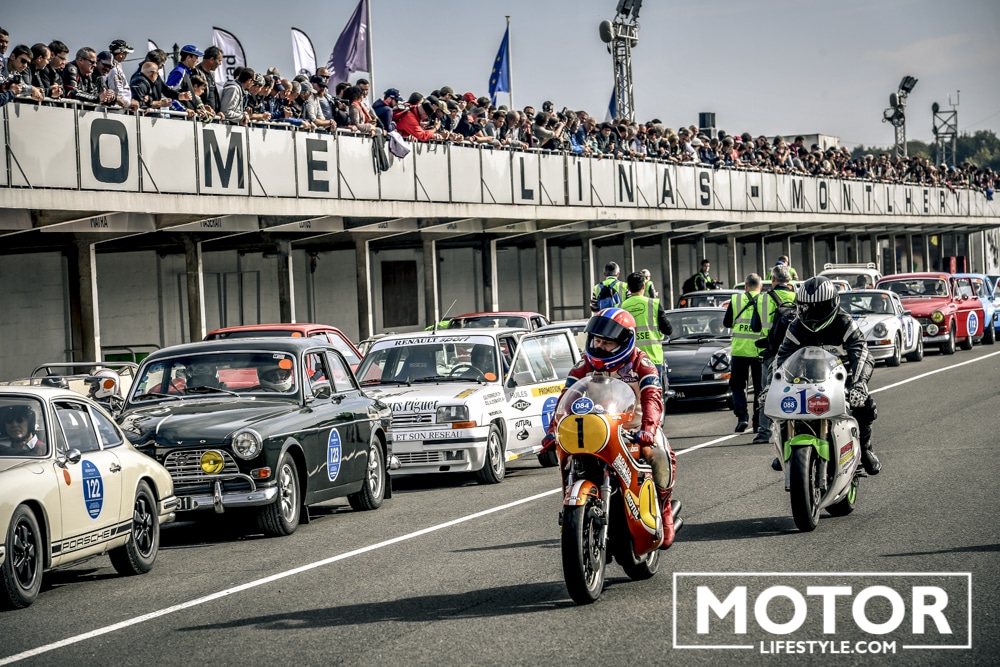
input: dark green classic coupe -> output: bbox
[117,338,393,536]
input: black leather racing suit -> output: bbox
[774,310,877,447]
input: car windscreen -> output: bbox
[824,273,874,288]
[449,316,529,330]
[356,335,500,384]
[664,310,730,340]
[879,279,948,298]
[129,351,298,401]
[844,292,894,315]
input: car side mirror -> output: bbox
[510,371,534,387]
[311,381,333,400]
[58,448,82,467]
[903,310,911,316]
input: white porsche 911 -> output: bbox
[842,289,924,366]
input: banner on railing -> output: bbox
[1,105,995,221]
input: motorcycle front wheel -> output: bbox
[789,446,823,532]
[561,501,607,604]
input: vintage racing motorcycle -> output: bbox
[553,374,680,604]
[764,347,863,532]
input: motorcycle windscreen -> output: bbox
[553,374,636,421]
[779,348,842,383]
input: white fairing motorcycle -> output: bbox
[764,347,862,532]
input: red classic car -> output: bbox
[875,273,986,354]
[204,324,362,369]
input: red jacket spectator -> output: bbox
[393,107,437,142]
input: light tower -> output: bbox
[932,92,959,168]
[599,0,642,123]
[882,75,917,158]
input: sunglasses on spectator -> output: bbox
[84,59,97,65]
[17,57,30,66]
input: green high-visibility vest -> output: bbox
[592,277,628,305]
[759,287,796,334]
[621,294,664,364]
[730,291,763,358]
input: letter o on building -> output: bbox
[90,118,129,184]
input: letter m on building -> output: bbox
[791,179,804,210]
[203,129,245,189]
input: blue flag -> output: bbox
[488,27,510,105]
[327,0,370,86]
[606,87,616,122]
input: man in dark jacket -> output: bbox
[774,276,881,475]
[63,47,114,105]
[372,88,400,132]
[195,46,223,114]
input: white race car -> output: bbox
[0,385,177,609]
[354,328,581,482]
[842,289,924,366]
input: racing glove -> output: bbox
[634,430,656,447]
[847,382,869,408]
[541,431,557,453]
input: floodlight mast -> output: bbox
[600,0,642,122]
[931,92,959,168]
[882,75,917,158]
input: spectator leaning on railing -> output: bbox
[219,66,254,124]
[5,44,43,103]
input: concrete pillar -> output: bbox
[869,233,880,271]
[803,236,816,278]
[698,237,707,265]
[850,234,859,263]
[784,236,793,267]
[726,235,738,286]
[623,234,635,273]
[662,237,674,306]
[889,235,899,275]
[276,240,295,323]
[483,237,499,311]
[760,237,767,276]
[182,235,206,343]
[831,236,840,264]
[922,233,932,271]
[355,238,373,340]
[68,241,102,361]
[422,238,439,326]
[582,238,595,314]
[535,237,550,320]
[906,234,915,273]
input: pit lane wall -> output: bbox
[2,104,998,219]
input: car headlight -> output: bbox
[931,310,944,323]
[436,405,469,423]
[872,323,888,338]
[926,323,939,335]
[231,428,262,460]
[709,351,731,372]
[200,450,225,474]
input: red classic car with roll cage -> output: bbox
[205,323,362,370]
[875,272,986,354]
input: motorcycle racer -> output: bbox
[542,308,679,548]
[775,276,882,475]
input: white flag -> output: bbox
[291,28,317,77]
[148,39,165,80]
[212,26,247,89]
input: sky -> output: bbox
[7,0,1000,148]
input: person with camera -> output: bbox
[395,93,448,143]
[4,44,44,104]
[532,111,564,151]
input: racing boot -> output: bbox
[860,440,881,475]
[657,488,676,549]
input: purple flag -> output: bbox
[327,0,370,85]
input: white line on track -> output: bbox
[4,349,999,665]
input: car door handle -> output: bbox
[109,463,121,473]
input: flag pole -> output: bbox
[366,0,375,103]
[506,15,513,110]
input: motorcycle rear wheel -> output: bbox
[561,501,607,604]
[789,446,823,532]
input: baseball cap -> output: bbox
[180,44,204,57]
[383,88,400,101]
[253,73,265,87]
[109,39,134,54]
[266,67,281,78]
[462,92,477,104]
[309,74,328,87]
[96,51,114,66]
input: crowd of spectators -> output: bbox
[0,26,994,197]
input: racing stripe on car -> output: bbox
[52,519,133,556]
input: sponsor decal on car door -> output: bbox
[52,402,125,563]
[504,331,578,458]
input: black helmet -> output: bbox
[796,276,840,331]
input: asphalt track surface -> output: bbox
[2,345,998,666]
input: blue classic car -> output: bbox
[952,273,998,345]
[117,338,393,537]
